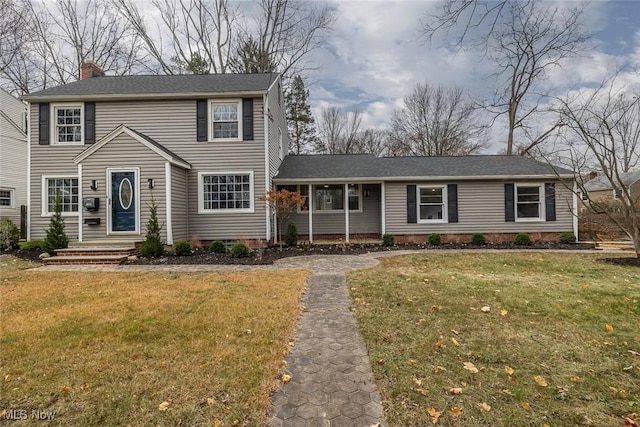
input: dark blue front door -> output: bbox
[111,171,136,232]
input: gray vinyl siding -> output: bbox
[267,79,287,184]
[80,133,167,242]
[0,90,27,226]
[285,184,381,236]
[385,180,574,235]
[30,97,269,242]
[171,164,188,241]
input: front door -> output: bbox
[110,170,137,233]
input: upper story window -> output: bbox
[53,103,83,144]
[210,100,242,141]
[516,184,543,221]
[0,189,13,207]
[42,176,79,216]
[418,185,447,223]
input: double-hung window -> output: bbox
[418,185,446,222]
[53,104,83,144]
[0,189,13,207]
[516,184,543,221]
[310,184,361,212]
[199,172,253,213]
[210,100,241,140]
[43,177,79,215]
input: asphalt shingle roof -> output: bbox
[22,73,279,100]
[584,170,640,191]
[274,154,573,181]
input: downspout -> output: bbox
[263,93,271,242]
[26,103,31,240]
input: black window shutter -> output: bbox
[84,102,95,144]
[38,103,50,145]
[242,98,254,141]
[407,185,417,223]
[545,183,556,221]
[505,183,515,222]
[447,184,458,223]
[196,100,207,141]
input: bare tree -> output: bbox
[315,106,364,154]
[0,0,31,78]
[548,79,640,257]
[1,0,144,94]
[358,129,389,157]
[422,0,591,155]
[389,81,486,156]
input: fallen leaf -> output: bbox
[416,388,429,396]
[434,366,448,374]
[61,385,71,393]
[505,366,515,376]
[452,338,460,347]
[619,389,628,398]
[588,369,595,376]
[521,401,531,410]
[544,424,551,427]
[591,339,601,346]
[624,413,639,427]
[478,402,491,412]
[4,375,11,383]
[408,359,416,366]
[414,375,423,386]
[580,283,588,289]
[500,309,508,316]
[451,329,459,335]
[377,359,385,366]
[629,350,640,357]
[481,306,491,312]
[435,340,445,349]
[569,376,581,383]
[463,362,479,373]
[281,374,291,383]
[158,401,170,411]
[605,324,614,332]
[213,420,222,427]
[449,387,463,395]
[451,406,462,417]
[427,407,442,424]
[431,305,443,312]
[534,375,548,387]
[223,406,231,414]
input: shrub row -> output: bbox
[381,232,577,246]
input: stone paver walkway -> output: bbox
[270,255,386,427]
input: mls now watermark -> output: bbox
[2,408,56,421]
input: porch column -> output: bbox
[78,163,83,242]
[164,162,173,245]
[344,183,350,243]
[381,181,386,235]
[308,184,313,243]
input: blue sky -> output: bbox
[306,0,640,153]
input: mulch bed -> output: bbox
[3,241,621,266]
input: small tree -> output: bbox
[43,193,69,255]
[263,189,306,248]
[139,196,165,257]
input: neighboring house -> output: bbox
[21,63,288,245]
[274,154,577,242]
[0,88,28,231]
[582,171,640,204]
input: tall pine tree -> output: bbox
[285,75,317,154]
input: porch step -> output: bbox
[43,255,129,265]
[596,241,634,251]
[44,242,138,265]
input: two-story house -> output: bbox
[0,88,28,234]
[22,63,287,246]
[22,63,577,251]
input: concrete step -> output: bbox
[43,255,128,265]
[596,241,634,251]
[56,247,136,256]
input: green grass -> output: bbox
[348,253,640,426]
[0,264,307,426]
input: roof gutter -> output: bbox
[273,174,575,183]
[21,90,267,102]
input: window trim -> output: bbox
[0,188,14,208]
[515,183,545,222]
[297,184,363,214]
[208,99,242,142]
[51,103,84,145]
[417,184,448,224]
[41,175,79,217]
[198,171,254,214]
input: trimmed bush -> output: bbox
[559,232,577,244]
[139,199,165,257]
[514,233,532,246]
[173,240,192,256]
[209,240,226,254]
[428,233,441,246]
[471,233,486,245]
[382,233,395,246]
[19,240,45,251]
[0,218,20,250]
[43,195,69,255]
[229,242,250,258]
[284,222,298,246]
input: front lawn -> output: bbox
[348,253,640,426]
[0,260,307,426]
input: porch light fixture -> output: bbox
[364,189,370,197]
[148,178,155,189]
[90,180,98,191]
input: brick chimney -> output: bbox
[80,61,105,80]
